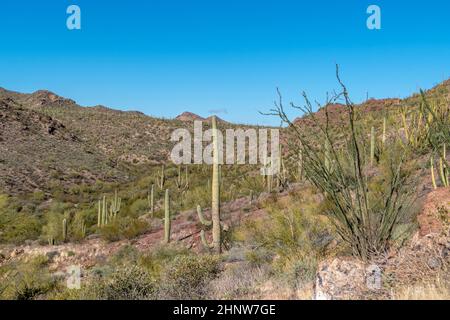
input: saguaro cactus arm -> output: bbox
[200,230,214,249]
[196,205,212,226]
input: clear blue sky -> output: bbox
[0,0,449,125]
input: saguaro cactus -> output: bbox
[431,157,437,190]
[97,199,102,227]
[102,196,107,225]
[197,205,212,227]
[195,117,223,252]
[439,144,449,187]
[185,166,190,189]
[148,184,154,216]
[62,218,67,242]
[176,165,182,189]
[196,205,215,250]
[109,190,121,220]
[164,189,171,244]
[370,126,375,166]
[157,165,166,189]
[175,166,190,190]
[211,116,222,253]
[81,221,87,239]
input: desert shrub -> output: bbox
[158,255,220,299]
[41,211,67,244]
[31,191,46,202]
[128,198,149,217]
[138,244,191,277]
[234,188,333,254]
[0,195,42,244]
[99,216,148,242]
[98,266,156,300]
[110,244,140,266]
[54,265,156,300]
[0,212,41,244]
[208,261,271,300]
[0,255,57,300]
[245,248,274,268]
[272,249,318,289]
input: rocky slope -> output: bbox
[0,88,241,195]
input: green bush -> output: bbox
[128,198,149,217]
[41,211,66,244]
[99,216,149,242]
[99,266,156,300]
[158,255,220,299]
[0,195,42,244]
[0,255,57,300]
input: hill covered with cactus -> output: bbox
[0,77,448,300]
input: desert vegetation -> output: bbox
[0,71,449,300]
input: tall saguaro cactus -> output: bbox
[370,126,375,166]
[102,196,107,226]
[62,218,68,242]
[211,116,222,253]
[148,184,154,217]
[97,199,102,227]
[382,116,387,146]
[431,156,438,190]
[164,189,171,244]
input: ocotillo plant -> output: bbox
[324,140,331,172]
[297,149,303,182]
[164,189,171,244]
[62,218,67,242]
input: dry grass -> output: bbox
[392,278,450,300]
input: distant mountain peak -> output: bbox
[28,90,76,107]
[175,111,205,122]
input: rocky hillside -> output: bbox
[0,88,241,195]
[1,79,449,195]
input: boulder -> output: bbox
[314,257,382,300]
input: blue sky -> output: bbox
[0,0,449,125]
